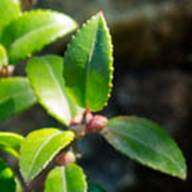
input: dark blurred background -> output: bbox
[1,0,192,191]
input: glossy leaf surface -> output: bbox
[27,55,82,126]
[64,12,113,111]
[0,77,36,121]
[103,116,187,180]
[20,128,75,182]
[45,164,87,192]
[1,10,77,64]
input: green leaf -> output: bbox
[0,44,8,67]
[103,116,187,180]
[0,77,36,121]
[64,12,113,112]
[1,10,78,64]
[0,0,21,36]
[26,55,83,126]
[88,182,106,192]
[15,177,23,192]
[20,128,75,182]
[0,158,16,192]
[45,164,87,192]
[0,132,24,158]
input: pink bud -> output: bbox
[54,151,76,166]
[86,115,108,134]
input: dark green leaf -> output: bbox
[1,10,77,64]
[103,116,187,180]
[0,158,16,192]
[64,12,113,111]
[0,77,36,121]
[45,164,87,192]
[0,132,24,158]
[0,0,21,36]
[26,55,83,126]
[0,44,8,67]
[20,128,75,182]
[88,182,106,192]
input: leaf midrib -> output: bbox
[44,60,66,103]
[43,60,72,121]
[109,127,184,173]
[85,17,99,107]
[10,22,69,50]
[61,167,67,192]
[27,132,61,179]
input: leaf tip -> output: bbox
[96,10,107,22]
[98,10,104,16]
[178,167,187,181]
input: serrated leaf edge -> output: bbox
[20,129,75,182]
[26,56,73,126]
[103,116,187,180]
[3,9,77,63]
[64,12,114,112]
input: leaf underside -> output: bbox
[103,116,187,180]
[0,77,36,121]
[45,164,87,192]
[1,9,78,64]
[20,128,75,182]
[64,12,113,112]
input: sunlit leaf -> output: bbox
[0,44,8,67]
[27,55,83,126]
[0,0,21,36]
[64,12,113,112]
[1,10,77,64]
[20,128,75,182]
[45,164,87,192]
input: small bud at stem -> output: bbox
[54,151,76,166]
[70,109,108,136]
[86,115,108,134]
[0,65,14,77]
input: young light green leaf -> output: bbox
[88,182,106,192]
[26,55,83,126]
[45,164,87,192]
[0,0,21,36]
[0,77,36,121]
[103,116,187,180]
[64,12,113,112]
[0,158,16,192]
[20,128,75,182]
[0,44,8,67]
[0,132,24,158]
[1,10,78,64]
